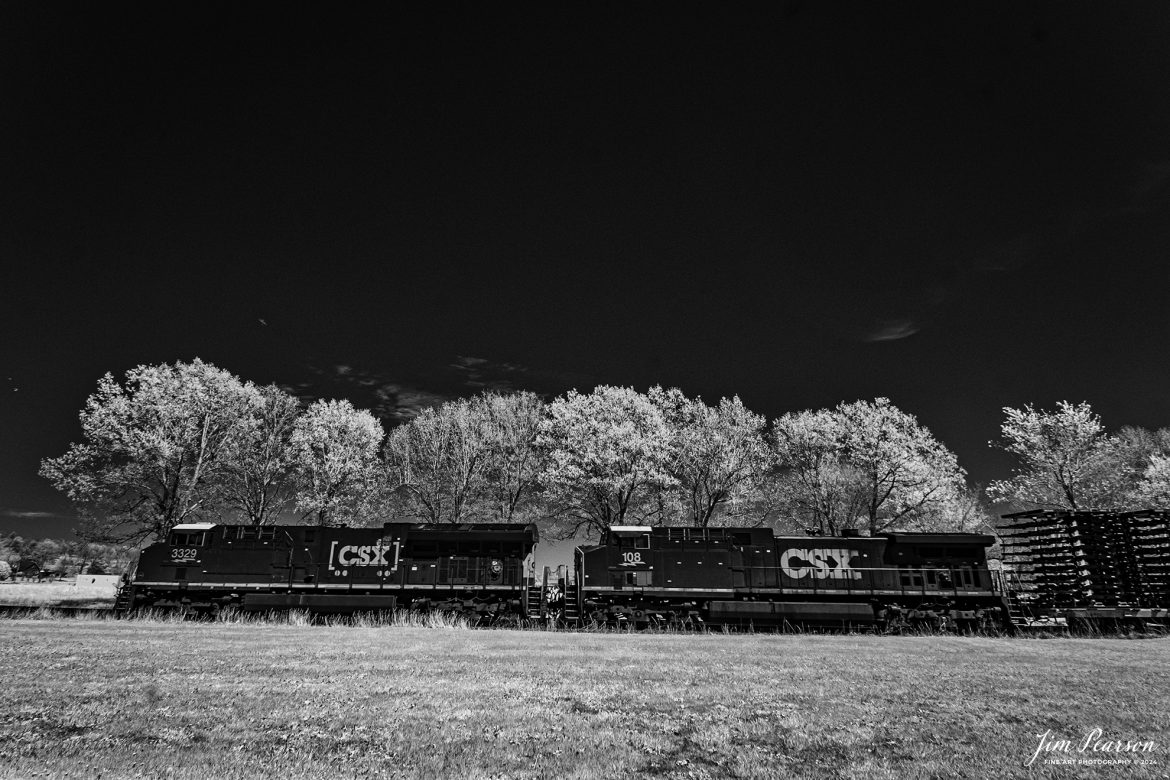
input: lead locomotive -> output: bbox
[128,522,538,621]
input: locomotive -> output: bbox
[565,525,1004,630]
[125,520,1007,630]
[126,521,538,621]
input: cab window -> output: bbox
[170,530,207,547]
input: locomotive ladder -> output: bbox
[525,575,545,620]
[112,584,135,615]
[1005,591,1028,627]
[1002,571,1035,628]
[562,568,581,623]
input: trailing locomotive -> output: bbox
[126,521,538,621]
[560,525,1005,631]
[124,520,1007,630]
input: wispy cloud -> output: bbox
[450,355,521,392]
[0,509,75,520]
[287,356,596,425]
[856,157,1170,346]
[283,365,452,423]
[863,319,921,343]
[371,383,451,422]
[451,355,599,396]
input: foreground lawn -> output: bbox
[0,621,1166,779]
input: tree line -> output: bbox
[987,401,1170,511]
[38,360,1170,544]
[0,535,132,579]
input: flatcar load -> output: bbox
[997,509,1170,632]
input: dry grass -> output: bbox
[0,578,118,608]
[0,622,1166,779]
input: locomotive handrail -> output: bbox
[257,559,994,598]
[733,565,994,598]
[266,558,528,593]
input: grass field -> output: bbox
[0,620,1166,779]
[0,578,118,608]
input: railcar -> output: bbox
[126,521,538,620]
[997,509,1170,632]
[560,525,1005,630]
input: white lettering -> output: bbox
[330,541,399,571]
[779,548,862,580]
[1028,728,1157,767]
[1028,730,1071,767]
[779,549,807,579]
[812,550,833,579]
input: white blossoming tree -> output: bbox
[648,386,772,527]
[987,401,1120,510]
[772,398,968,534]
[837,398,968,533]
[39,359,262,543]
[220,384,301,525]
[771,408,868,535]
[537,386,676,537]
[290,399,385,527]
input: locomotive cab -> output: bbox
[142,522,219,582]
[168,524,214,548]
[607,526,653,588]
[880,533,996,592]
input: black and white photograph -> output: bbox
[1,3,1168,778]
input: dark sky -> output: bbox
[4,3,1170,538]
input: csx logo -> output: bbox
[780,548,862,580]
[328,540,399,571]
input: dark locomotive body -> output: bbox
[129,521,538,619]
[572,525,1004,629]
[125,519,1006,629]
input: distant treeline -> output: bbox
[0,534,134,578]
[37,361,1170,545]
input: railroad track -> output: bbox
[0,604,117,617]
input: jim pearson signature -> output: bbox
[1027,728,1158,767]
